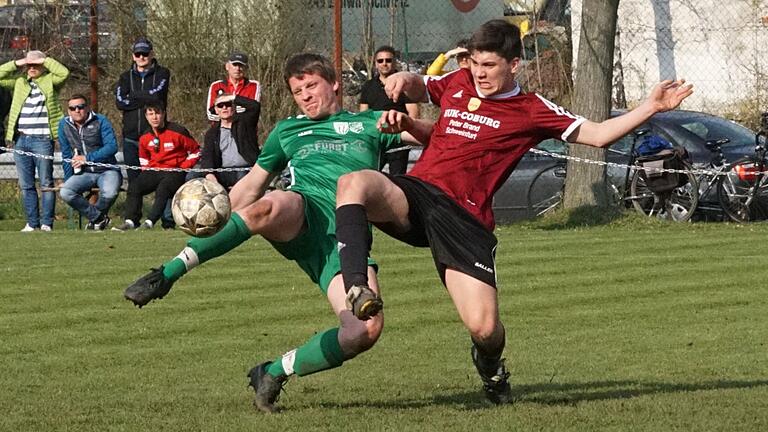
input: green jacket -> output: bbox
[0,57,70,142]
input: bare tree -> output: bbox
[562,0,619,209]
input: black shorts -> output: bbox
[375,175,498,288]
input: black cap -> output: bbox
[228,52,248,66]
[132,37,153,54]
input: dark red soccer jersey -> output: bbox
[408,68,585,230]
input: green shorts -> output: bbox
[268,192,376,293]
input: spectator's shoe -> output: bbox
[471,345,513,404]
[345,285,383,320]
[124,266,174,307]
[85,220,96,230]
[20,224,36,232]
[247,362,287,413]
[95,215,111,231]
[112,220,135,231]
[40,224,52,232]
[139,219,154,230]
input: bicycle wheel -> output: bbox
[717,158,768,222]
[629,168,699,222]
[526,164,565,218]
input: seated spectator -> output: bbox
[114,101,200,231]
[199,93,260,189]
[426,39,470,76]
[58,94,122,230]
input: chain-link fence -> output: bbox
[0,0,766,220]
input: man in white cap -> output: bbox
[206,51,261,125]
[0,50,70,232]
[199,92,260,189]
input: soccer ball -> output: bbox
[171,178,231,237]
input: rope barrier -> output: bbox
[0,145,250,173]
[0,144,764,177]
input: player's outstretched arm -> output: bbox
[384,72,429,104]
[569,79,694,148]
[230,164,275,211]
[377,110,433,145]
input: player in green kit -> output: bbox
[123,53,431,413]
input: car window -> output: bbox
[676,117,754,148]
[535,138,567,154]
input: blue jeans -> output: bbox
[14,135,54,227]
[60,170,123,222]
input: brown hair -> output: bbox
[468,19,522,61]
[283,53,336,87]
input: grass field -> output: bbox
[1,214,768,431]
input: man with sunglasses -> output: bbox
[115,37,171,186]
[58,94,122,230]
[359,45,419,175]
[0,50,69,232]
[199,93,260,189]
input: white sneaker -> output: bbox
[112,219,135,231]
[140,219,154,229]
[41,224,52,232]
[20,224,36,232]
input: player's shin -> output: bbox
[336,204,383,319]
[335,204,371,290]
[161,212,252,282]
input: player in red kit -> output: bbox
[334,19,693,404]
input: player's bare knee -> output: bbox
[465,317,498,342]
[339,313,382,355]
[337,172,359,198]
[337,171,375,203]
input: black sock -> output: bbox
[336,204,372,291]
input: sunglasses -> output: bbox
[215,102,233,109]
[68,103,87,111]
[376,58,393,64]
[133,52,150,58]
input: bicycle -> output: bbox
[623,130,699,222]
[716,112,768,222]
[526,161,566,218]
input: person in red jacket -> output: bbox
[114,101,200,231]
[205,52,261,124]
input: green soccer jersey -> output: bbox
[256,109,402,291]
[258,109,402,207]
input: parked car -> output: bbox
[408,110,757,224]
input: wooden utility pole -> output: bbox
[89,0,99,111]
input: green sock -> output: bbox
[266,328,345,378]
[161,212,252,282]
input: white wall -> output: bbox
[571,0,768,112]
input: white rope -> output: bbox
[0,145,250,173]
[1,144,763,177]
[527,148,764,177]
